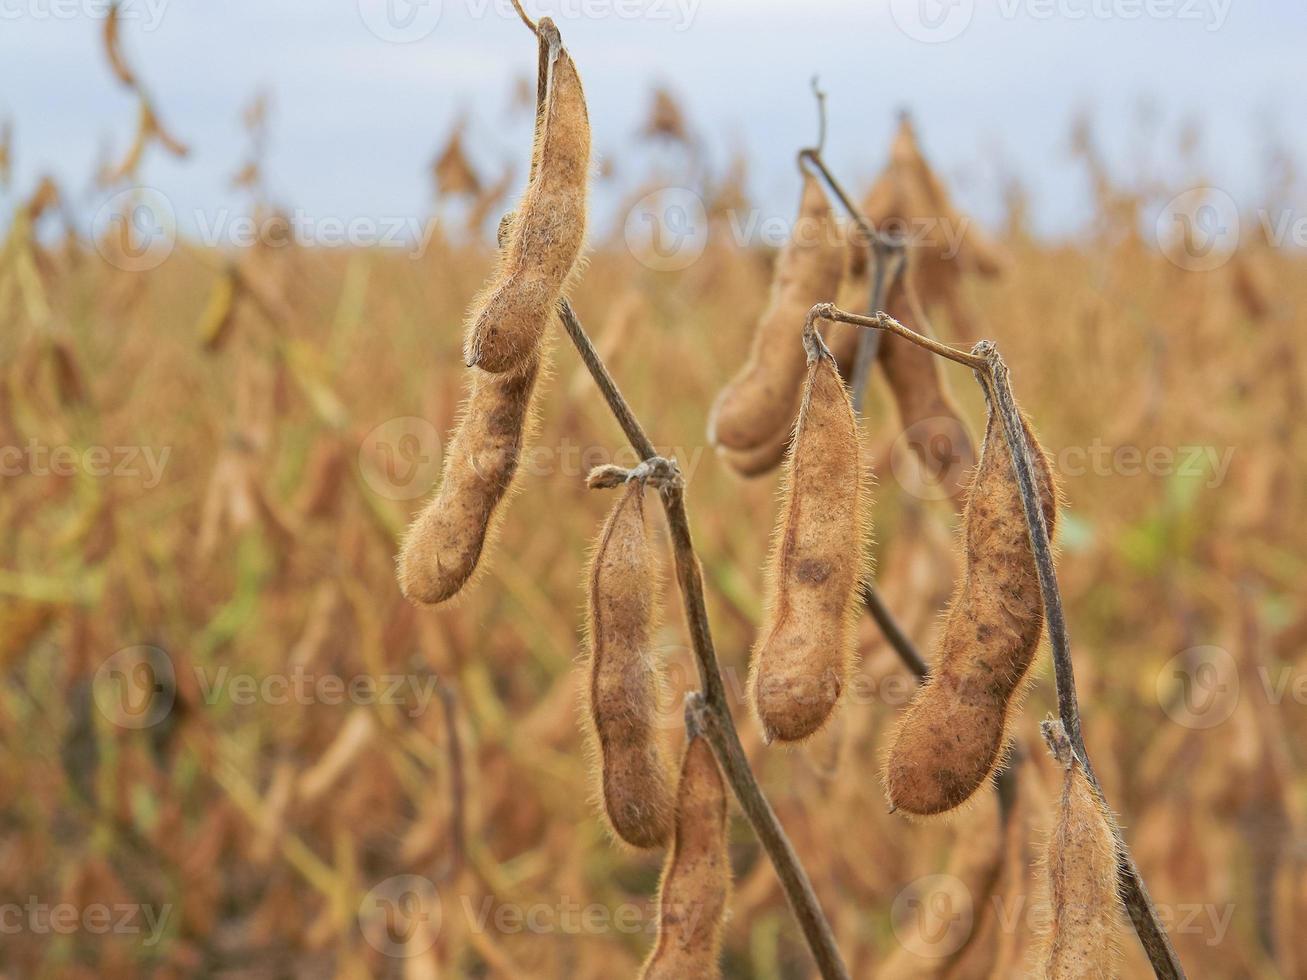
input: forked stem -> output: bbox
[557,299,850,980]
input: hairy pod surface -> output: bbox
[1038,758,1124,978]
[749,337,868,742]
[586,480,675,848]
[880,274,976,507]
[708,172,845,451]
[640,735,730,980]
[885,406,1057,815]
[397,357,541,605]
[464,22,590,374]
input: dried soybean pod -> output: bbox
[749,328,868,742]
[879,273,976,507]
[885,393,1057,815]
[640,734,730,980]
[717,311,854,480]
[717,409,795,479]
[397,357,541,605]
[586,479,675,848]
[708,170,845,451]
[464,18,590,374]
[1036,722,1124,979]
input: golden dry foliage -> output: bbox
[464,19,591,374]
[98,3,189,187]
[640,734,731,979]
[195,267,240,352]
[585,479,675,848]
[5,42,1307,980]
[641,86,689,143]
[880,786,1006,977]
[433,122,483,199]
[885,401,1057,815]
[103,2,137,88]
[864,114,1005,281]
[749,329,869,742]
[398,356,542,604]
[708,170,845,452]
[1036,725,1125,978]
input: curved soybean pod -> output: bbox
[749,328,869,743]
[708,170,844,452]
[1038,724,1125,979]
[464,19,590,375]
[885,399,1057,816]
[586,480,675,849]
[397,356,542,605]
[639,734,731,980]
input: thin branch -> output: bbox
[972,343,1186,980]
[798,149,878,250]
[849,248,906,415]
[812,303,988,371]
[558,298,850,980]
[807,76,827,158]
[509,0,538,33]
[861,584,928,679]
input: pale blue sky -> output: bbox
[1,0,1302,243]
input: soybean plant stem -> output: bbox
[860,584,928,679]
[557,299,851,980]
[808,299,1186,977]
[974,346,1186,980]
[850,246,905,415]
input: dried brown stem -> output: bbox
[861,584,928,679]
[972,344,1185,979]
[809,303,988,370]
[849,247,906,415]
[509,0,538,33]
[558,298,850,980]
[813,293,1184,975]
